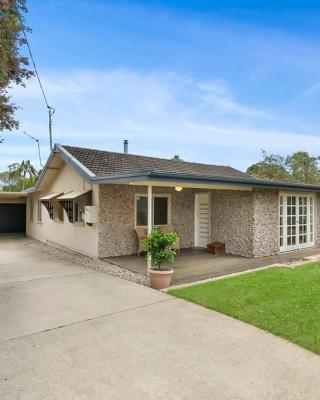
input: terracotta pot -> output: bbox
[149,268,174,289]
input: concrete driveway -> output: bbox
[0,237,319,399]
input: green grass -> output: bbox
[168,263,320,354]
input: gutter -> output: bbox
[92,171,320,192]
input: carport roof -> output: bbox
[0,191,28,199]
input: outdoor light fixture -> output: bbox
[175,186,183,192]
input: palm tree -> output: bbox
[16,160,38,179]
[13,160,38,190]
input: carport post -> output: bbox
[147,184,152,271]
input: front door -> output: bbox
[195,193,210,247]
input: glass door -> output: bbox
[279,194,315,252]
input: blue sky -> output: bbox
[2,0,320,171]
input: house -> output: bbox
[26,143,320,260]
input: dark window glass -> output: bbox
[154,197,168,225]
[136,197,148,226]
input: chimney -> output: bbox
[123,139,128,154]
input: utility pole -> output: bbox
[22,131,43,167]
[48,106,55,151]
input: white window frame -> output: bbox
[134,193,171,227]
[279,192,315,252]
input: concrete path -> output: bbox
[0,237,319,399]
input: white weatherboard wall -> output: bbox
[27,162,99,258]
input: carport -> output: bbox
[0,192,27,234]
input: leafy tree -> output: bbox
[247,150,320,184]
[247,150,290,182]
[0,0,33,137]
[172,155,183,161]
[285,151,320,184]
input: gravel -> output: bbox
[25,239,150,286]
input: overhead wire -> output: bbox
[21,28,50,109]
[21,27,55,151]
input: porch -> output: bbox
[105,245,320,286]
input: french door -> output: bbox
[279,194,315,252]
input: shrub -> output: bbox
[144,229,177,270]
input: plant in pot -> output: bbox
[145,229,177,289]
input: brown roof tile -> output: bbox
[62,145,257,181]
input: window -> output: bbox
[58,191,92,224]
[74,196,87,223]
[37,200,42,222]
[52,199,64,222]
[154,197,168,225]
[40,192,63,220]
[135,195,170,227]
[136,196,148,226]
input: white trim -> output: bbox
[194,192,211,247]
[279,192,315,252]
[134,193,172,228]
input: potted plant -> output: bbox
[145,229,177,289]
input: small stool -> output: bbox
[207,242,225,255]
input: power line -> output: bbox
[22,29,49,108]
[22,28,55,150]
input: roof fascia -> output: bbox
[92,171,320,191]
[32,149,56,192]
[32,144,96,192]
[55,144,95,180]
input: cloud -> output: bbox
[301,81,320,97]
[2,68,320,171]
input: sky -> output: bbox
[2,0,320,172]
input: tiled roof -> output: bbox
[62,145,257,181]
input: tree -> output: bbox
[0,0,33,137]
[0,159,38,191]
[247,150,320,184]
[285,151,320,184]
[172,155,183,161]
[247,150,290,182]
[15,159,37,179]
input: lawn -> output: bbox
[168,263,320,354]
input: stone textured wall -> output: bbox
[99,184,284,259]
[252,189,279,257]
[210,190,254,257]
[98,184,196,258]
